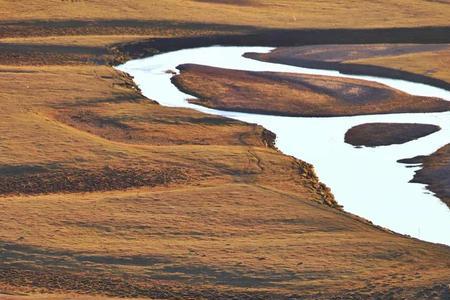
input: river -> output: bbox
[117,46,450,245]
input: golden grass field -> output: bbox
[0,0,450,299]
[350,49,450,86]
[1,0,450,29]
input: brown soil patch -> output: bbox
[345,123,441,147]
[0,165,187,195]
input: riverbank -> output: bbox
[245,44,450,90]
[120,46,450,244]
[402,144,450,209]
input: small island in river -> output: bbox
[344,123,441,147]
[172,64,450,117]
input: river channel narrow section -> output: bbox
[118,46,450,246]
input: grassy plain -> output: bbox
[0,0,450,298]
[1,0,450,29]
[350,48,450,86]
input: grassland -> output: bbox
[1,0,450,298]
[1,0,450,29]
[2,184,450,299]
[347,47,450,86]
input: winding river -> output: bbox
[117,46,450,246]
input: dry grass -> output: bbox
[0,60,346,298]
[0,1,450,298]
[0,294,144,300]
[1,0,450,29]
[349,48,450,85]
[249,44,450,87]
[0,35,154,47]
[0,55,449,298]
[1,184,450,298]
[0,64,302,194]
